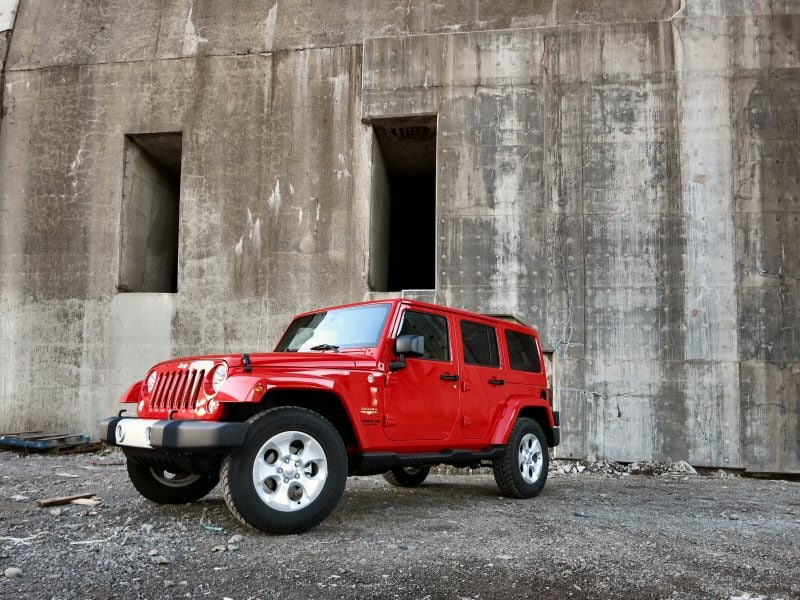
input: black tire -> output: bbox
[126,462,219,504]
[382,466,431,487]
[493,418,549,498]
[220,407,347,534]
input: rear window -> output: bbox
[505,330,541,373]
[460,321,500,368]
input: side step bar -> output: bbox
[351,447,505,474]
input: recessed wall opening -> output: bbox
[369,116,437,292]
[118,133,182,293]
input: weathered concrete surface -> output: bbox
[1,0,799,473]
[359,4,800,474]
[6,0,682,70]
[0,0,19,144]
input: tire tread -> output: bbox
[492,417,548,498]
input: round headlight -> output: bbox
[146,371,158,393]
[212,363,228,393]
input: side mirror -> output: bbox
[390,335,425,371]
[395,335,424,357]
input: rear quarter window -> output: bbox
[505,330,542,373]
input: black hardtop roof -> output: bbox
[300,298,538,335]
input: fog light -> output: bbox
[144,427,152,446]
[115,423,125,443]
[208,398,219,414]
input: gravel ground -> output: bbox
[0,449,798,600]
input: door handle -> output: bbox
[488,378,505,385]
[440,373,460,381]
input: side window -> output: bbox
[505,330,542,373]
[398,311,450,361]
[460,321,500,368]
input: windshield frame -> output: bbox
[274,303,393,353]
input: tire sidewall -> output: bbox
[126,461,219,504]
[226,408,347,534]
[384,466,431,487]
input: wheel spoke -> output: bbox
[254,454,281,483]
[251,429,329,512]
[517,433,546,484]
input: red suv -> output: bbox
[101,300,560,534]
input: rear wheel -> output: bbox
[126,462,219,504]
[382,466,431,487]
[493,418,549,498]
[221,407,347,534]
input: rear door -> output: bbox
[459,319,506,439]
[383,308,460,441]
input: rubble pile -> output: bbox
[552,457,714,478]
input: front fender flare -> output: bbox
[214,374,343,405]
[121,381,144,404]
[215,375,270,404]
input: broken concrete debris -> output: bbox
[553,458,708,478]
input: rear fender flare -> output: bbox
[490,396,554,446]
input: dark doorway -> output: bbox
[371,117,437,292]
[118,132,183,293]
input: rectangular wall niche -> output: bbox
[118,133,182,293]
[369,116,437,292]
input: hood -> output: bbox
[152,351,378,372]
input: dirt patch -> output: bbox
[0,450,798,599]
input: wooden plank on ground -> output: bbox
[36,493,98,508]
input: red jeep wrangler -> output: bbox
[101,300,560,534]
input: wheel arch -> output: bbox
[223,388,360,450]
[517,405,557,447]
[491,397,557,447]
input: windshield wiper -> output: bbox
[309,344,340,352]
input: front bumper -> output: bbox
[99,417,248,452]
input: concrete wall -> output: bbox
[1,0,798,472]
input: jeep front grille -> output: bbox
[151,369,205,412]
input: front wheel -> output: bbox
[382,466,431,487]
[493,418,549,498]
[220,407,347,534]
[126,462,219,504]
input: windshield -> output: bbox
[275,303,392,352]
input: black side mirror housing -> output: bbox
[395,334,424,357]
[390,335,425,371]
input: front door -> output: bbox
[384,308,460,441]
